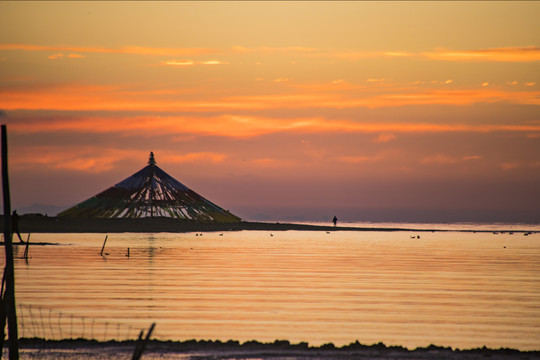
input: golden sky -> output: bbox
[1,1,539,222]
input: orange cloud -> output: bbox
[423,46,540,62]
[373,134,396,143]
[163,152,227,163]
[462,155,482,161]
[309,50,415,61]
[336,151,394,164]
[230,46,317,54]
[383,51,413,57]
[10,113,540,141]
[11,146,138,173]
[420,154,481,165]
[163,60,195,66]
[200,60,228,65]
[337,155,373,164]
[377,89,540,107]
[366,78,385,83]
[11,145,228,173]
[0,43,218,57]
[48,53,85,59]
[500,162,520,171]
[2,80,540,116]
[227,46,539,63]
[4,43,540,64]
[162,60,228,66]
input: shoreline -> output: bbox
[2,215,536,234]
[2,214,432,233]
[11,338,540,360]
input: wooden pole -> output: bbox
[1,125,19,359]
[0,269,6,360]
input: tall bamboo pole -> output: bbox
[2,125,19,359]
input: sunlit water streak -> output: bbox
[5,226,540,350]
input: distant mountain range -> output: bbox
[17,204,68,217]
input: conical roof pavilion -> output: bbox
[58,152,241,223]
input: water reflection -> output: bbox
[4,230,540,350]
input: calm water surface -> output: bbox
[6,225,540,350]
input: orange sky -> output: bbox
[1,1,539,222]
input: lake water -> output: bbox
[6,223,540,350]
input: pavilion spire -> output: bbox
[148,151,156,166]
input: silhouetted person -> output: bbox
[332,216,338,227]
[11,210,24,243]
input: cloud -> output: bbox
[373,134,396,143]
[6,104,540,140]
[377,89,540,107]
[5,43,540,64]
[11,145,227,173]
[383,52,412,58]
[524,82,536,87]
[228,46,539,63]
[500,162,519,171]
[338,155,373,164]
[163,152,227,163]
[230,46,317,54]
[162,60,228,66]
[11,146,136,173]
[200,60,228,65]
[462,155,482,161]
[0,43,218,57]
[422,46,540,62]
[421,154,482,165]
[48,53,85,60]
[163,60,195,66]
[2,80,540,119]
[337,152,391,164]
[366,78,385,83]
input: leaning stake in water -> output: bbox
[23,234,30,260]
[100,235,108,256]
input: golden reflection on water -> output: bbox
[5,230,540,350]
